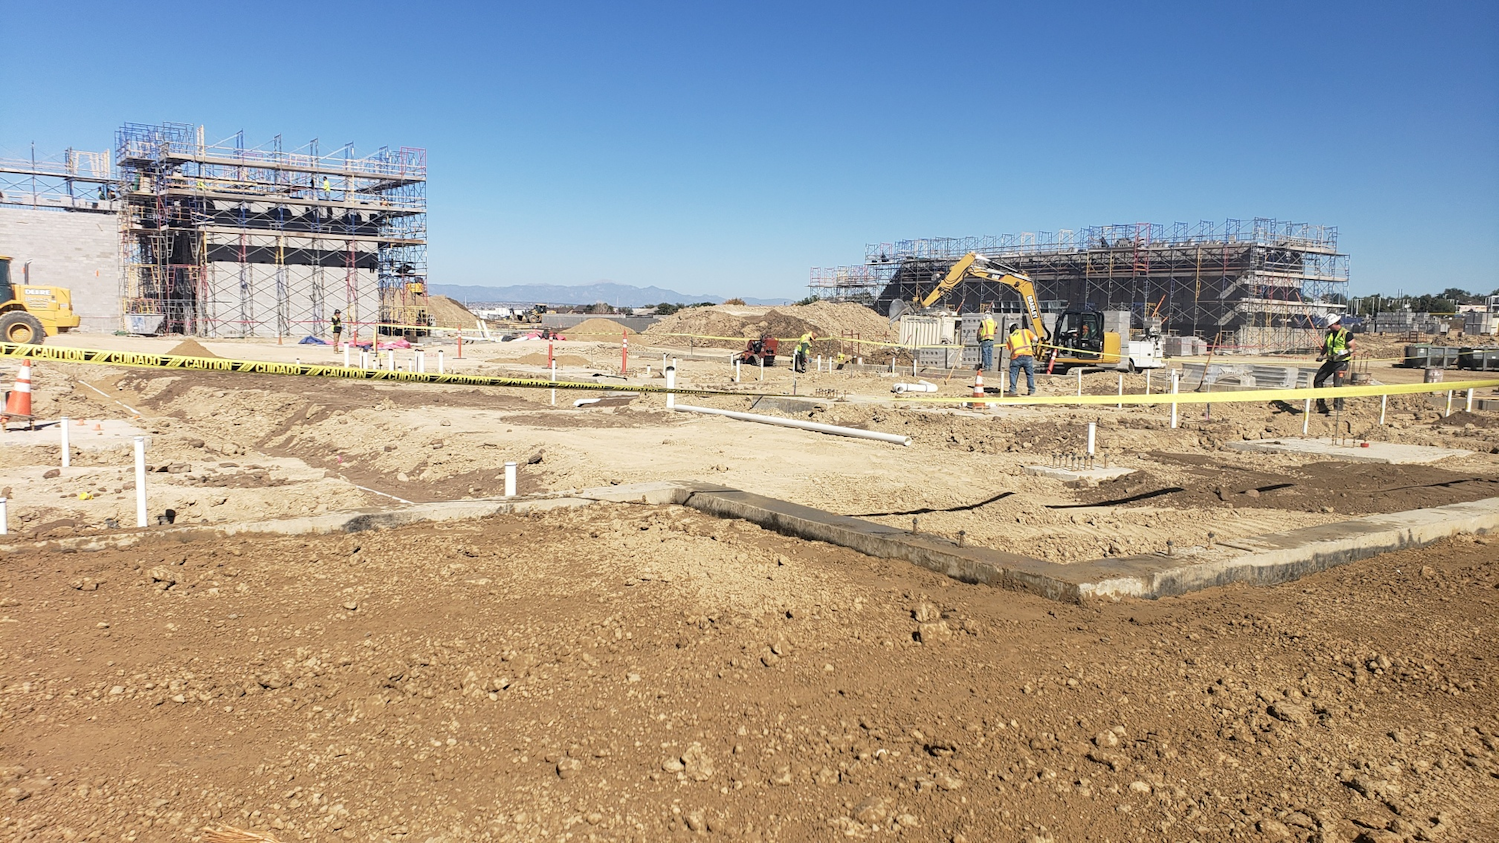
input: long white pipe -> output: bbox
[504,461,517,497]
[133,436,148,527]
[891,381,937,394]
[674,403,912,446]
[61,416,70,468]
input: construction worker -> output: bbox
[977,313,998,370]
[322,176,332,199]
[331,309,343,351]
[1314,313,1354,413]
[1005,323,1039,396]
[794,331,816,373]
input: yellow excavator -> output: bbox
[0,255,81,344]
[896,251,1142,372]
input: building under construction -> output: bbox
[115,122,426,338]
[810,219,1349,352]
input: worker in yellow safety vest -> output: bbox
[977,314,998,371]
[1314,313,1354,413]
[794,331,816,373]
[1005,323,1039,396]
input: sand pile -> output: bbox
[644,302,896,348]
[165,339,219,359]
[426,295,479,329]
[567,317,636,340]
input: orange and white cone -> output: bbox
[1,359,35,429]
[970,369,985,409]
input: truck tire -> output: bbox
[0,311,46,344]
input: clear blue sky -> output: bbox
[4,1,1496,299]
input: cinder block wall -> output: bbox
[0,207,120,333]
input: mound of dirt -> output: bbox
[165,339,219,359]
[644,302,895,350]
[426,295,479,329]
[567,317,636,339]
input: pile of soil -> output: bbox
[425,295,479,329]
[165,339,218,359]
[566,317,636,340]
[644,302,896,351]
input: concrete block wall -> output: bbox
[0,207,120,333]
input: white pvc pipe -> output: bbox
[665,365,676,410]
[1466,388,1474,412]
[416,351,426,373]
[735,359,741,382]
[1145,370,1152,395]
[504,462,517,497]
[674,403,912,446]
[1380,393,1387,425]
[60,416,70,468]
[1446,390,1453,416]
[133,436,147,528]
[295,357,301,366]
[1087,421,1096,455]
[437,349,445,374]
[344,346,351,367]
[1170,371,1180,429]
[891,381,938,394]
[1076,369,1083,398]
[0,497,7,535]
[550,361,557,407]
[758,358,764,380]
[387,351,395,372]
[1117,374,1123,410]
[1303,398,1312,435]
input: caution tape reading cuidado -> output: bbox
[894,378,1499,406]
[0,343,770,399]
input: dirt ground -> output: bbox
[3,508,1497,842]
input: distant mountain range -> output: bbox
[429,282,790,308]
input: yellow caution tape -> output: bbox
[896,378,1499,406]
[0,342,767,399]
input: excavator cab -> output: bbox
[1053,311,1104,360]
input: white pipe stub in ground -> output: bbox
[891,381,938,394]
[673,404,911,446]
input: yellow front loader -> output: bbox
[0,255,81,344]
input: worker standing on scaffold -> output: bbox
[1313,313,1354,414]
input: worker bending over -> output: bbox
[977,313,997,370]
[1005,323,1038,396]
[1314,314,1354,413]
[794,331,816,373]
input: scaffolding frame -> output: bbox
[811,219,1349,352]
[115,122,426,338]
[0,145,117,213]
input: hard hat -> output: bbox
[1326,314,1341,327]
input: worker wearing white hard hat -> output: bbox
[1313,313,1353,413]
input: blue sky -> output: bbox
[4,1,1495,299]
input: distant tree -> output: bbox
[687,301,714,309]
[654,303,682,316]
[723,297,746,305]
[795,294,821,306]
[1440,287,1478,304]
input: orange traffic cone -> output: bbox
[1,359,35,429]
[970,368,985,409]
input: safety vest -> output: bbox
[331,315,343,332]
[1323,327,1349,359]
[1006,328,1036,357]
[797,333,813,354]
[978,318,997,341]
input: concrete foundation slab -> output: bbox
[0,419,150,449]
[1225,437,1471,464]
[1024,465,1136,484]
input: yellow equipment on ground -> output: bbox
[905,252,1134,372]
[0,255,81,344]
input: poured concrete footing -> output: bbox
[9,478,1496,605]
[1225,437,1470,464]
[1024,465,1136,484]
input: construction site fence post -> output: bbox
[758,358,764,381]
[133,436,147,528]
[735,359,741,382]
[504,462,517,498]
[60,416,70,468]
[416,351,425,374]
[1466,388,1474,413]
[1303,399,1312,435]
[665,365,676,410]
[1117,374,1123,410]
[1446,391,1453,416]
[1380,394,1388,425]
[1087,421,1096,455]
[1170,371,1180,429]
[343,346,350,367]
[437,350,445,374]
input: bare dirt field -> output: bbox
[3,336,1498,842]
[3,508,1497,842]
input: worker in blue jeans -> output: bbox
[1005,324,1038,395]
